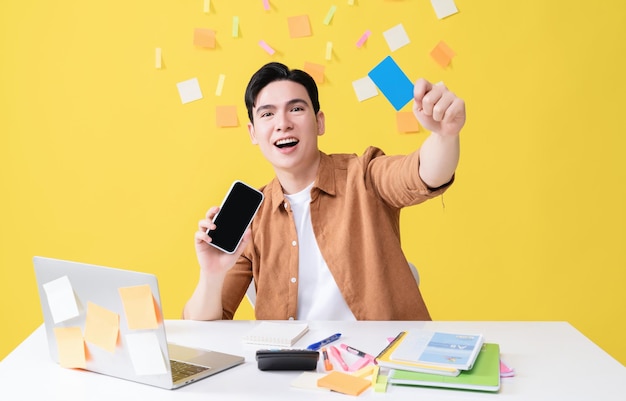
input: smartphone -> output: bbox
[206,180,264,254]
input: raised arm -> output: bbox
[183,206,252,320]
[413,79,466,189]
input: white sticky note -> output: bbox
[176,77,203,104]
[291,372,331,391]
[155,48,162,69]
[325,42,333,61]
[352,76,379,102]
[125,332,167,376]
[203,0,210,13]
[43,276,80,324]
[430,0,458,19]
[383,24,410,52]
[215,74,226,96]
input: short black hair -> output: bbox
[244,62,320,123]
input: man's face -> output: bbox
[248,80,325,174]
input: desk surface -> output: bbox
[1,320,624,400]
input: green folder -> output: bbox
[388,343,501,392]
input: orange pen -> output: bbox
[321,347,333,371]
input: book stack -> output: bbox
[376,331,502,392]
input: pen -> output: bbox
[340,343,377,363]
[306,333,341,351]
[321,347,333,371]
[329,345,349,371]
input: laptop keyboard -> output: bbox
[170,359,211,382]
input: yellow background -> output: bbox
[1,1,625,365]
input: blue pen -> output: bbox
[306,333,342,351]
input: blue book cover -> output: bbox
[390,331,484,370]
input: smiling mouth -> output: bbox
[275,138,299,149]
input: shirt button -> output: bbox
[291,240,297,246]
[284,202,288,209]
[288,317,294,320]
[290,277,297,283]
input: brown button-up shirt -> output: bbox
[221,146,452,320]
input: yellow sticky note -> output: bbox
[325,41,333,61]
[430,40,455,68]
[84,302,119,353]
[303,62,325,84]
[287,15,312,38]
[194,28,216,48]
[54,327,86,369]
[216,105,239,127]
[118,284,159,330]
[396,112,420,133]
[317,371,371,396]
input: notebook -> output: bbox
[33,256,244,389]
[388,343,501,392]
[242,321,309,347]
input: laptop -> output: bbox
[33,256,244,389]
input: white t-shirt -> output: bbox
[285,183,356,321]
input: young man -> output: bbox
[184,62,465,321]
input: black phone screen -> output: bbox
[207,181,264,254]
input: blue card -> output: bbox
[367,56,414,111]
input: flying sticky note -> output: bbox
[352,77,378,102]
[303,62,325,84]
[155,48,162,69]
[176,78,203,104]
[396,112,420,133]
[84,302,119,353]
[383,24,410,52]
[203,0,210,13]
[118,284,159,330]
[125,332,168,376]
[323,6,337,25]
[54,327,86,369]
[258,40,276,55]
[215,74,226,96]
[368,56,413,111]
[430,40,456,67]
[262,0,270,11]
[43,276,80,324]
[431,0,458,19]
[325,41,333,61]
[216,105,239,127]
[318,371,371,396]
[232,16,239,38]
[288,15,312,38]
[356,30,371,48]
[193,28,216,48]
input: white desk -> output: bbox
[1,320,624,400]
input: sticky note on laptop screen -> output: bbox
[367,56,414,111]
[118,284,159,330]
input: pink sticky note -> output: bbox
[356,30,371,48]
[259,40,276,55]
[262,0,270,11]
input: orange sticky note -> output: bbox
[118,284,159,330]
[396,112,420,133]
[430,40,455,68]
[317,371,371,396]
[194,28,216,48]
[288,15,312,38]
[54,326,86,369]
[84,302,120,353]
[303,62,325,84]
[216,105,239,127]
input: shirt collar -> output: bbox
[268,151,337,212]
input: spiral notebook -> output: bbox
[243,321,309,347]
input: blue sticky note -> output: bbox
[367,56,414,111]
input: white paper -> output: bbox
[125,332,168,376]
[176,77,203,104]
[352,77,379,102]
[383,24,410,52]
[291,372,331,391]
[431,0,458,19]
[43,276,80,324]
